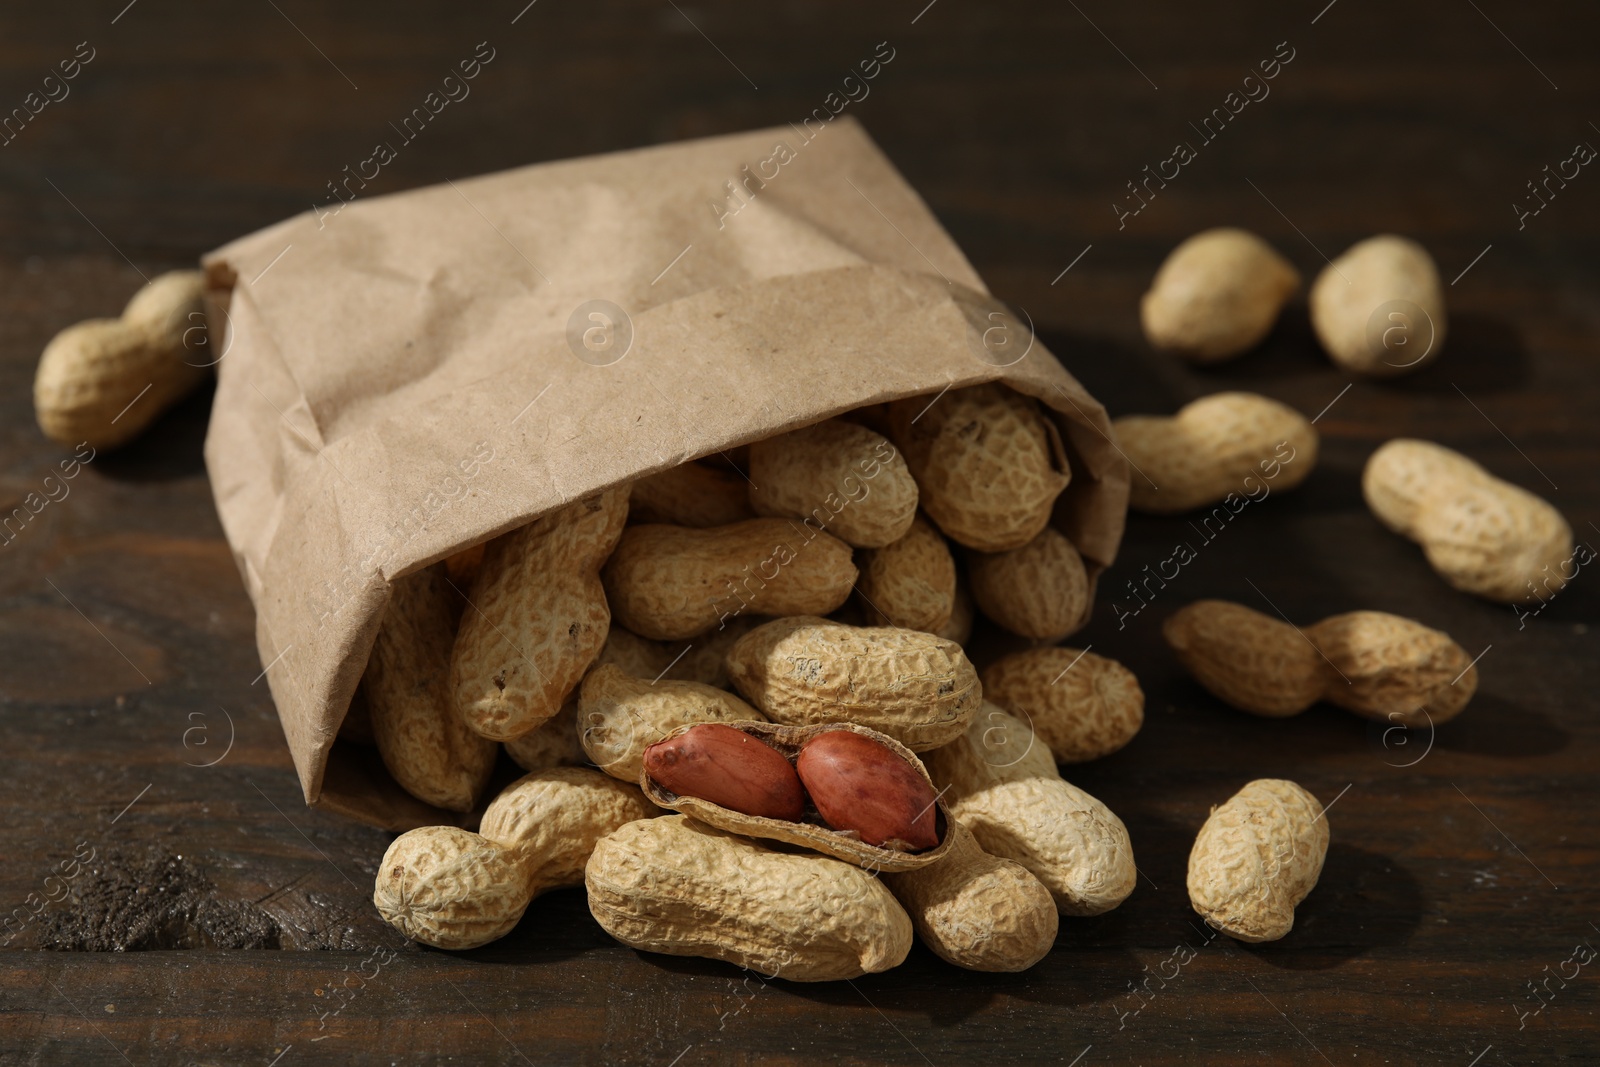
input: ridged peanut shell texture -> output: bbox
[982,648,1144,763]
[629,460,755,528]
[747,418,919,548]
[1114,392,1317,514]
[451,488,629,740]
[365,564,497,811]
[887,383,1071,552]
[1164,600,1476,727]
[968,527,1089,641]
[883,820,1058,972]
[585,815,914,981]
[578,665,763,784]
[1141,228,1301,363]
[1310,235,1446,377]
[1188,779,1329,942]
[1363,439,1574,603]
[855,514,957,633]
[503,702,585,772]
[924,705,1136,916]
[725,616,981,751]
[602,519,856,640]
[34,270,211,449]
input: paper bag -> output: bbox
[201,117,1129,831]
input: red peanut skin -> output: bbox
[796,731,940,850]
[643,724,806,822]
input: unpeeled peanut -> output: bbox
[855,514,956,633]
[373,767,654,949]
[579,665,763,784]
[725,616,981,751]
[1163,599,1477,727]
[34,270,211,449]
[747,418,918,548]
[1113,392,1316,514]
[503,702,584,772]
[1187,778,1329,942]
[886,383,1071,552]
[1311,235,1446,376]
[365,564,497,811]
[924,705,1137,916]
[1363,439,1574,603]
[451,487,629,740]
[602,519,856,640]
[883,820,1058,972]
[629,460,755,528]
[967,527,1088,641]
[1140,228,1300,362]
[981,647,1144,763]
[585,815,914,981]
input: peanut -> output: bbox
[642,722,802,820]
[1113,392,1316,514]
[580,665,764,784]
[503,702,584,773]
[1187,779,1328,942]
[883,820,1058,972]
[1162,599,1477,726]
[585,814,914,981]
[967,527,1088,641]
[602,519,856,640]
[886,383,1071,552]
[34,270,210,449]
[365,564,497,811]
[593,617,762,690]
[855,514,956,633]
[725,616,981,751]
[796,730,939,850]
[747,418,918,548]
[373,767,653,949]
[1311,235,1446,376]
[641,720,953,871]
[924,705,1137,916]
[1363,438,1574,603]
[629,460,755,528]
[451,487,629,740]
[981,648,1144,763]
[1140,228,1300,362]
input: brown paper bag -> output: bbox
[201,118,1128,831]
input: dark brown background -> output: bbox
[1,1,1596,1063]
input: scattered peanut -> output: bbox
[924,705,1137,916]
[1310,235,1446,376]
[725,615,981,751]
[981,647,1144,763]
[451,487,629,740]
[373,767,654,949]
[585,814,914,981]
[1187,778,1328,942]
[629,460,755,528]
[883,820,1058,972]
[886,383,1071,552]
[855,514,957,633]
[747,418,918,548]
[1113,392,1316,514]
[34,270,210,449]
[602,519,856,640]
[365,564,497,811]
[1140,228,1300,362]
[967,527,1088,641]
[1363,438,1574,603]
[1163,599,1477,726]
[579,666,763,784]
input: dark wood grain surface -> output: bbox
[2,1,1597,1063]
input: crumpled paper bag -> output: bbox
[201,117,1128,830]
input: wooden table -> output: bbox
[2,1,1596,1063]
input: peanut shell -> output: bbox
[579,665,764,784]
[629,460,755,528]
[1187,778,1329,942]
[1140,228,1301,362]
[1310,235,1446,377]
[981,647,1144,763]
[967,527,1089,641]
[855,514,957,633]
[747,418,918,548]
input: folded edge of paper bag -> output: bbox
[200,126,1128,832]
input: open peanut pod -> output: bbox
[640,720,954,872]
